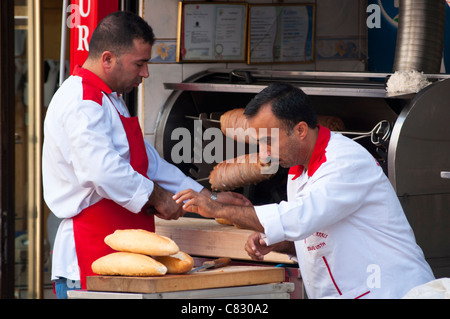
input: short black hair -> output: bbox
[88,11,155,59]
[244,82,317,134]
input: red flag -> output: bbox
[68,0,119,74]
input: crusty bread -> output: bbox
[91,252,167,276]
[104,229,179,256]
[153,251,194,274]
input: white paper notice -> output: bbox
[215,6,244,59]
[249,6,278,63]
[279,6,308,62]
[249,5,313,63]
[183,5,215,60]
[181,4,246,61]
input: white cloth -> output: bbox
[402,278,450,299]
[255,131,435,299]
[43,70,203,281]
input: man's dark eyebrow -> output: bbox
[133,58,150,64]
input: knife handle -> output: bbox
[204,257,231,269]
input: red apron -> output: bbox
[72,107,155,289]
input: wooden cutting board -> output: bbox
[87,266,285,294]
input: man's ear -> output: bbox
[295,121,308,139]
[101,51,115,70]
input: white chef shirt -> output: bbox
[43,66,203,281]
[255,127,434,299]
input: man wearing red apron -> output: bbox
[43,12,249,299]
[71,74,156,289]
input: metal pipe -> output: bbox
[393,0,446,73]
[59,0,69,86]
[27,0,44,299]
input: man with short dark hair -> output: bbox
[43,11,248,298]
[175,82,435,299]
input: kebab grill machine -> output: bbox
[155,68,450,279]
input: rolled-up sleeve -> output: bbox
[255,203,288,246]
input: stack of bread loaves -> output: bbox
[91,229,194,276]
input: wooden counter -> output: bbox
[69,282,295,299]
[155,217,294,264]
[86,266,286,294]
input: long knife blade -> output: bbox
[188,257,231,274]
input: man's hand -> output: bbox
[174,189,264,232]
[216,191,252,206]
[173,189,220,218]
[245,233,296,261]
[146,183,184,220]
[199,188,252,206]
[244,232,274,261]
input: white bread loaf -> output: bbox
[153,251,194,274]
[92,252,167,276]
[105,229,179,256]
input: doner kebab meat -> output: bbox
[220,108,255,144]
[209,153,275,191]
[220,108,346,143]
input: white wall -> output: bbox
[141,0,367,148]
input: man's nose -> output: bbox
[259,146,271,164]
[141,64,149,78]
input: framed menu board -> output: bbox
[248,4,315,64]
[177,2,248,63]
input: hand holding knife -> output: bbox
[188,257,231,274]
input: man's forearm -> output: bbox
[146,182,163,207]
[216,204,264,233]
[199,188,211,197]
[146,182,184,220]
[271,240,296,256]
